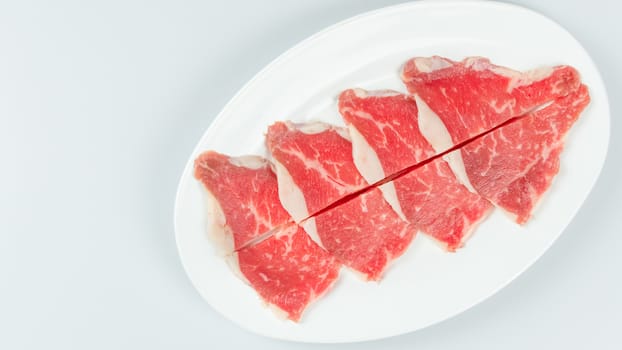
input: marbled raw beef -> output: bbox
[339,89,492,250]
[194,151,340,321]
[266,122,415,279]
[457,85,590,223]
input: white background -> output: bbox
[0,0,620,349]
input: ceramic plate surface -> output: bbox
[174,1,609,343]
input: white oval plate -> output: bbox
[174,0,609,343]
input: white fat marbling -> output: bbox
[204,189,234,255]
[415,94,476,192]
[228,155,267,169]
[347,123,407,221]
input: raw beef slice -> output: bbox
[401,56,581,153]
[339,89,492,250]
[266,121,415,280]
[457,84,591,223]
[194,151,340,321]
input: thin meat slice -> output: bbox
[266,121,415,280]
[389,159,493,250]
[456,84,591,224]
[401,56,581,154]
[339,89,492,250]
[194,151,340,321]
[234,223,340,322]
[310,186,415,280]
[194,151,289,251]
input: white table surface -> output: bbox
[1,1,620,349]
